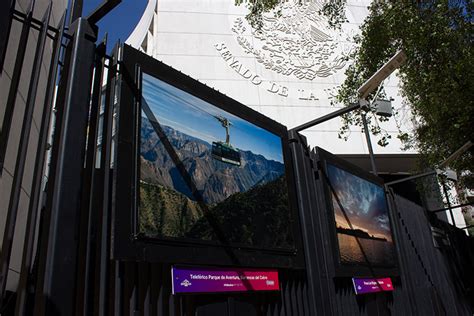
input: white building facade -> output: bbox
[126,0,414,156]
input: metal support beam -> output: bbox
[12,9,60,35]
[440,180,456,226]
[287,133,332,316]
[87,0,121,25]
[0,0,35,173]
[430,201,474,214]
[0,0,15,73]
[439,140,473,169]
[77,38,107,316]
[361,112,377,176]
[34,17,96,316]
[69,0,83,25]
[290,103,360,133]
[96,43,119,316]
[0,0,38,306]
[385,170,438,186]
[14,11,65,316]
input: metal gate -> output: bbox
[0,1,312,314]
[0,1,473,315]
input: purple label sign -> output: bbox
[171,266,280,294]
[352,277,394,295]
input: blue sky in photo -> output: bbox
[142,73,284,163]
[82,0,147,50]
[327,163,392,241]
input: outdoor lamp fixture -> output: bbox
[358,50,407,175]
[357,50,407,100]
[290,50,407,175]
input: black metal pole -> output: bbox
[0,0,46,307]
[430,201,474,213]
[385,170,438,186]
[69,0,83,25]
[290,103,360,133]
[0,0,35,173]
[0,0,15,73]
[33,19,74,316]
[441,180,456,226]
[34,17,96,316]
[75,39,107,316]
[97,48,118,316]
[288,130,333,316]
[87,0,122,25]
[14,9,64,316]
[361,112,378,176]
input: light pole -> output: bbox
[361,110,378,175]
[291,50,407,176]
[357,50,407,175]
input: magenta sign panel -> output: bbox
[171,266,280,294]
[352,277,394,295]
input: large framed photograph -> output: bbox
[315,147,398,277]
[112,44,303,268]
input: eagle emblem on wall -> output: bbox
[232,1,354,80]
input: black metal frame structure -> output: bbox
[314,147,399,277]
[0,0,53,305]
[112,44,304,268]
[0,0,473,314]
[0,0,35,173]
[0,0,15,73]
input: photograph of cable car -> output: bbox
[138,73,294,250]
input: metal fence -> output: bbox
[0,1,472,315]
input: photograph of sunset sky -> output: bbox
[326,163,396,267]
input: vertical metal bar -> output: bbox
[287,131,330,316]
[0,0,15,73]
[361,112,378,176]
[97,45,119,316]
[14,10,65,316]
[33,19,74,316]
[75,38,107,316]
[69,0,84,25]
[441,180,456,226]
[385,187,417,315]
[91,168,106,316]
[34,17,96,316]
[0,0,47,307]
[0,0,35,172]
[114,261,124,316]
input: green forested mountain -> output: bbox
[139,176,294,249]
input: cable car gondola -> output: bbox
[211,116,241,166]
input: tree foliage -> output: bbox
[235,0,348,29]
[335,0,473,188]
[236,0,474,188]
[235,0,282,29]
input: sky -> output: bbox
[82,0,147,50]
[327,163,392,241]
[142,73,285,163]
